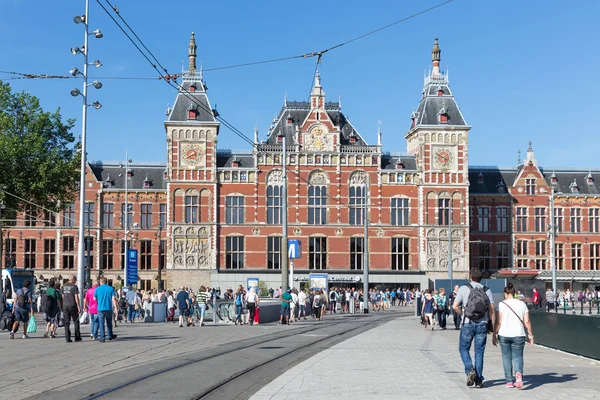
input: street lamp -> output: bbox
[119,152,133,286]
[71,0,103,307]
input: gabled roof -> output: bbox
[540,169,600,195]
[381,155,417,171]
[216,152,256,168]
[468,167,517,194]
[167,81,215,123]
[89,162,167,190]
[412,84,467,127]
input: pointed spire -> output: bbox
[254,124,259,144]
[526,141,536,165]
[284,90,287,106]
[517,150,522,166]
[310,69,325,108]
[377,120,382,146]
[188,32,197,72]
[431,37,441,76]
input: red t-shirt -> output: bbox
[533,292,540,304]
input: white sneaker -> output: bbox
[22,334,29,339]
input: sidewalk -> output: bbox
[251,315,600,400]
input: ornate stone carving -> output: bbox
[349,171,369,185]
[303,126,333,152]
[427,258,435,269]
[428,242,438,256]
[293,228,301,236]
[335,228,343,236]
[267,170,284,185]
[309,171,329,185]
[252,228,260,236]
[376,228,384,237]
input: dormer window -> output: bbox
[189,84,196,93]
[477,172,484,184]
[163,169,168,179]
[188,102,198,119]
[550,172,558,184]
[497,180,506,193]
[410,111,419,128]
[232,157,240,168]
[438,104,449,124]
[103,174,114,188]
[126,169,133,178]
[349,132,357,143]
[143,175,152,189]
[586,172,594,184]
[396,161,404,170]
[570,179,579,193]
[437,86,444,96]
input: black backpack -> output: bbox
[463,283,490,321]
[41,293,54,314]
[16,289,28,309]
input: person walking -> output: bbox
[452,267,494,388]
[42,278,60,339]
[545,288,555,312]
[125,286,139,324]
[245,287,258,326]
[9,279,33,339]
[166,291,175,322]
[449,285,460,330]
[493,283,534,389]
[233,285,245,326]
[279,289,292,325]
[84,279,100,340]
[422,289,436,331]
[176,286,191,327]
[532,288,541,311]
[61,275,82,343]
[94,277,118,343]
[436,288,449,330]
[298,289,307,320]
[196,286,209,326]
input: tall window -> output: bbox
[391,198,410,226]
[24,239,36,268]
[555,243,564,270]
[225,236,244,269]
[103,203,114,228]
[84,236,94,269]
[478,207,490,232]
[84,202,95,227]
[267,236,281,269]
[391,237,409,270]
[266,186,282,224]
[141,204,152,229]
[44,238,56,269]
[308,186,327,225]
[350,237,363,270]
[554,208,563,233]
[534,207,546,233]
[516,240,527,268]
[140,240,152,270]
[570,208,581,233]
[497,243,510,269]
[309,237,327,269]
[63,204,75,227]
[159,204,167,229]
[438,198,450,225]
[516,207,528,232]
[571,243,582,270]
[185,195,198,223]
[24,206,37,227]
[591,244,600,270]
[226,196,244,225]
[5,238,17,268]
[102,239,114,270]
[525,178,536,195]
[120,204,133,228]
[535,240,547,270]
[589,208,600,233]
[62,236,75,269]
[349,186,367,225]
[120,240,131,269]
[44,211,56,227]
[496,207,509,232]
[159,240,166,270]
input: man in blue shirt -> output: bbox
[94,277,118,342]
[176,287,190,327]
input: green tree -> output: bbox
[0,81,80,216]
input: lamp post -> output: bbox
[549,188,557,293]
[362,187,369,313]
[278,119,291,293]
[0,195,5,292]
[157,226,163,291]
[120,150,132,287]
[71,0,103,307]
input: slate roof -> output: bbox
[468,167,517,194]
[167,81,215,123]
[539,169,600,195]
[264,102,368,147]
[216,153,256,168]
[412,83,467,127]
[89,162,167,190]
[381,155,417,171]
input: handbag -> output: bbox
[502,301,530,340]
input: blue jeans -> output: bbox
[128,305,136,323]
[499,335,525,383]
[90,313,99,339]
[235,304,242,322]
[459,321,488,381]
[98,310,114,341]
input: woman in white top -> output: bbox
[492,283,534,389]
[244,287,258,326]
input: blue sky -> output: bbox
[1,0,598,168]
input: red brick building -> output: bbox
[3,37,599,291]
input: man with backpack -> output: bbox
[9,279,33,339]
[452,267,495,389]
[61,275,82,343]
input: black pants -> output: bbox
[247,302,256,325]
[64,308,81,340]
[452,310,461,329]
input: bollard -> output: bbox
[597,300,599,315]
[581,300,584,315]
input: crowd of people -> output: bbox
[535,287,600,311]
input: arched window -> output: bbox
[391,197,409,226]
[184,190,199,223]
[349,171,368,225]
[266,170,284,225]
[308,171,328,225]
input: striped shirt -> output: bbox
[197,291,209,305]
[546,291,555,303]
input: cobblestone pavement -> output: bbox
[1,315,310,400]
[251,315,600,400]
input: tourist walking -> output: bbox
[166,291,175,322]
[196,286,209,326]
[245,287,258,326]
[94,277,118,343]
[84,279,99,340]
[435,288,448,330]
[61,275,82,343]
[493,283,534,389]
[9,279,33,339]
[125,286,139,323]
[42,278,60,338]
[176,286,191,327]
[449,285,460,330]
[422,289,436,331]
[234,285,245,325]
[279,289,292,325]
[545,288,555,312]
[532,288,541,311]
[452,267,494,388]
[298,289,307,320]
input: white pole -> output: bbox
[76,0,90,307]
[550,189,556,292]
[124,148,129,287]
[281,133,289,292]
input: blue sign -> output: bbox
[126,249,138,286]
[288,240,301,259]
[247,277,259,292]
[309,273,328,291]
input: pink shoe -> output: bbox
[506,382,515,388]
[515,372,523,389]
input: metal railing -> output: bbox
[530,299,600,316]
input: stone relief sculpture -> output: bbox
[267,170,284,185]
[349,171,369,185]
[309,171,329,185]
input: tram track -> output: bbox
[81,312,403,400]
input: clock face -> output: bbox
[433,147,455,169]
[181,143,202,166]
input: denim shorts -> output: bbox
[14,309,29,322]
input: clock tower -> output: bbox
[406,38,472,278]
[163,33,220,289]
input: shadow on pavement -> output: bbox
[115,336,180,341]
[485,373,577,390]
